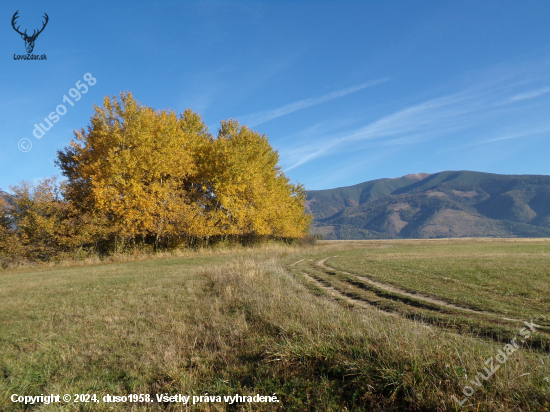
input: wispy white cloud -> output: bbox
[510,86,550,102]
[240,79,389,127]
[281,68,550,172]
[284,91,478,171]
[481,127,550,144]
[305,148,400,190]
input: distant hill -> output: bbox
[307,171,550,239]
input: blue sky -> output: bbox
[1,1,550,191]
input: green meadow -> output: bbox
[1,240,549,411]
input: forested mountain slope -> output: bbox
[307,171,550,239]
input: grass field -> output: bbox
[1,240,549,411]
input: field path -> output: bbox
[298,270,398,318]
[290,259,305,267]
[316,256,522,322]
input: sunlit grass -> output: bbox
[326,240,550,322]
[1,240,549,411]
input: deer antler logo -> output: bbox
[11,11,49,53]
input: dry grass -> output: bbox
[0,240,549,411]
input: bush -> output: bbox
[292,234,317,246]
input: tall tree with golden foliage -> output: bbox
[56,92,311,249]
[200,119,310,240]
[56,93,210,249]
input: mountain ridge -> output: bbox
[307,171,550,239]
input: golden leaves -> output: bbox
[53,92,311,247]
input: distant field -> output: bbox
[320,238,550,321]
[1,240,549,411]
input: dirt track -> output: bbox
[292,256,522,323]
[297,269,397,317]
[317,257,489,315]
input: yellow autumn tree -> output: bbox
[2,177,96,260]
[56,92,211,249]
[0,194,23,264]
[57,92,311,249]
[200,120,311,241]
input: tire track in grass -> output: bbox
[290,259,305,267]
[291,257,550,349]
[294,269,398,318]
[317,256,523,323]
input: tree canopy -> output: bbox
[50,92,310,251]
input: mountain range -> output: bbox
[306,171,550,239]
